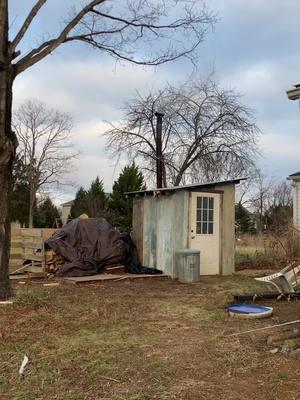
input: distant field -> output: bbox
[235,234,274,270]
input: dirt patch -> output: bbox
[0,275,299,399]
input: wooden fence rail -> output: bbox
[10,228,57,274]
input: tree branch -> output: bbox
[15,0,106,75]
[10,0,47,56]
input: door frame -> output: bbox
[188,190,224,275]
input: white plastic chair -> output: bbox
[255,263,300,294]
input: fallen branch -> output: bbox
[227,319,300,337]
[98,375,120,383]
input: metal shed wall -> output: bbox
[131,182,237,277]
[133,191,189,276]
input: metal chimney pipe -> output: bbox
[155,112,164,188]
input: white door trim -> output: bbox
[188,192,221,275]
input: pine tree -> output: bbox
[265,204,293,231]
[109,163,145,230]
[235,203,256,234]
[88,176,106,217]
[10,154,30,227]
[70,187,89,218]
[33,197,60,228]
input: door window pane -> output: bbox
[196,196,214,235]
[197,197,203,209]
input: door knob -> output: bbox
[191,235,195,239]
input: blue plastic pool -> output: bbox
[228,303,273,316]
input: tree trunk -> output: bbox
[0,0,16,299]
[28,181,36,228]
[0,160,13,299]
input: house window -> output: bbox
[196,196,214,234]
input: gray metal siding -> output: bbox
[137,191,189,276]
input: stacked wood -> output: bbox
[44,249,65,274]
[268,327,300,356]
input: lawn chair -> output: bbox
[255,262,300,294]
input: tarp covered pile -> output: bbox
[45,218,161,277]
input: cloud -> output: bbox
[13,58,170,121]
[10,0,300,197]
[13,58,171,197]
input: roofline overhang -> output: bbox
[126,178,246,197]
[287,85,300,101]
[287,175,300,181]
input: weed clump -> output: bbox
[14,290,45,308]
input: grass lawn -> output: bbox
[1,276,300,399]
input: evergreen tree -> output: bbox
[33,197,60,228]
[265,204,293,231]
[70,187,89,218]
[10,154,30,227]
[235,203,256,234]
[88,176,106,217]
[109,163,145,230]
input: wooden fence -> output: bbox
[10,228,57,274]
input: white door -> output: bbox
[189,192,220,275]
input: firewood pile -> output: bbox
[45,249,65,274]
[268,326,300,357]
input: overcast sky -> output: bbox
[9,0,300,203]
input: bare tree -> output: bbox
[271,181,293,208]
[13,99,75,228]
[0,0,215,298]
[247,169,274,233]
[106,78,259,187]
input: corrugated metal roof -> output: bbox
[126,178,245,196]
[61,200,74,207]
[288,172,300,179]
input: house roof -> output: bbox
[126,178,245,197]
[61,200,74,207]
[287,84,300,100]
[287,172,300,179]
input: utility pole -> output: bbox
[155,112,164,188]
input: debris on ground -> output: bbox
[255,262,300,294]
[61,273,169,284]
[19,355,29,376]
[267,325,300,357]
[43,283,60,287]
[233,292,300,302]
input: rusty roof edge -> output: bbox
[126,178,247,196]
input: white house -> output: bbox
[287,172,300,229]
[60,200,74,225]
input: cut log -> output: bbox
[267,330,300,345]
[283,338,300,350]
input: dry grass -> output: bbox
[0,277,300,399]
[236,231,300,270]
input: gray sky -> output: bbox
[9,0,300,202]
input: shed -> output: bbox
[127,179,243,278]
